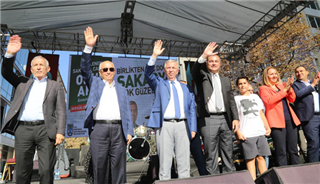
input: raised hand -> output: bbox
[284,75,294,92]
[312,71,320,87]
[152,40,165,58]
[7,35,22,55]
[289,75,294,85]
[84,26,98,47]
[201,42,219,59]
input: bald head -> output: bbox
[99,60,115,83]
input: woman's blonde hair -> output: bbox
[262,66,281,86]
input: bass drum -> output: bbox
[127,137,150,161]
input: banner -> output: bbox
[66,56,166,137]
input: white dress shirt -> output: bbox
[93,81,121,120]
[147,58,186,119]
[83,45,121,120]
[18,77,47,121]
[164,80,186,119]
[301,80,319,112]
[198,56,225,113]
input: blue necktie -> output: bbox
[171,81,181,119]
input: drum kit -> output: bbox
[127,123,157,162]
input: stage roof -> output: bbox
[0,1,310,57]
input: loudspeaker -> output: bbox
[255,163,320,184]
[66,148,80,167]
[66,148,80,177]
[155,170,254,184]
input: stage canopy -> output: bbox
[0,1,311,58]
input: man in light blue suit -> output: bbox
[81,27,133,184]
[293,65,320,162]
[145,40,197,180]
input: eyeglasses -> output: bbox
[100,67,115,72]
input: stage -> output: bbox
[25,158,201,184]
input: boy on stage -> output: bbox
[235,76,271,180]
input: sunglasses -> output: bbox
[100,67,115,72]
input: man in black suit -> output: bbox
[292,66,320,162]
[1,35,66,184]
[191,42,239,174]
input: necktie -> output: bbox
[171,81,181,119]
[213,74,222,110]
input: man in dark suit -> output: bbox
[191,42,239,175]
[1,35,66,184]
[81,27,133,184]
[145,40,197,180]
[292,66,320,162]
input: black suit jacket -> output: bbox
[292,80,316,122]
[191,60,239,130]
[1,56,66,140]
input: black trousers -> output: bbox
[90,123,126,184]
[271,120,299,166]
[302,114,320,162]
[15,123,56,184]
[190,132,207,175]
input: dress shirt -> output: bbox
[164,80,186,119]
[301,80,319,112]
[83,45,93,54]
[93,80,121,120]
[198,57,225,112]
[18,77,47,121]
[147,58,186,119]
[84,45,121,120]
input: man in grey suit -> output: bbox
[81,27,133,184]
[191,42,239,175]
[1,35,66,184]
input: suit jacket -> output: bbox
[292,80,316,122]
[191,61,239,130]
[259,83,301,128]
[81,52,133,140]
[144,64,197,139]
[1,56,66,140]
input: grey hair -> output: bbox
[31,56,49,67]
[99,60,113,70]
[164,59,179,69]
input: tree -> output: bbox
[220,13,320,90]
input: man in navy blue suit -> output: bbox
[292,66,320,162]
[81,27,133,184]
[145,40,197,180]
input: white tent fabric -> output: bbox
[1,1,281,44]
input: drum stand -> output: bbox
[138,156,150,180]
[136,133,154,183]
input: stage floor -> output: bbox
[20,158,200,184]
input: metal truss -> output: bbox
[224,0,313,61]
[0,27,209,58]
[0,0,310,60]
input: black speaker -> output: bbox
[65,148,80,177]
[155,170,254,184]
[255,163,320,184]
